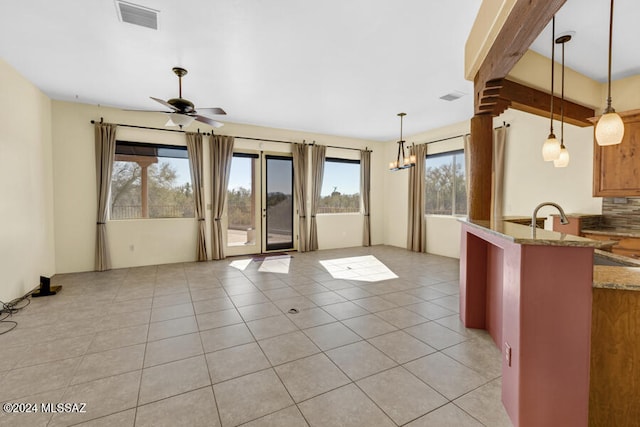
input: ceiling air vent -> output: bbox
[439,91,466,102]
[115,1,159,30]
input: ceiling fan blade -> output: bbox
[194,115,224,128]
[150,96,179,111]
[123,108,171,113]
[197,107,227,116]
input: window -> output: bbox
[425,150,466,215]
[110,141,194,220]
[318,158,360,214]
[227,153,258,246]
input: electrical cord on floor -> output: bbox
[0,292,32,335]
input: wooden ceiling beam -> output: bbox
[482,87,502,97]
[476,78,594,127]
[473,0,567,115]
[501,79,595,127]
[479,96,500,106]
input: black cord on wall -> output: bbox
[0,292,32,335]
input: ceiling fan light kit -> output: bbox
[166,112,195,127]
[595,0,624,146]
[389,113,416,171]
[148,66,226,129]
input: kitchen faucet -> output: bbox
[531,202,569,229]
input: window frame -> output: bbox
[109,140,194,220]
[232,152,260,160]
[115,140,189,159]
[318,157,362,215]
[424,149,467,217]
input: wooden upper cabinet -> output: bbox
[592,110,640,197]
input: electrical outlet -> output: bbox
[505,342,512,367]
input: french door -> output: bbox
[264,155,294,251]
[225,152,296,256]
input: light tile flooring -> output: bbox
[0,246,512,426]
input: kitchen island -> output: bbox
[459,219,611,427]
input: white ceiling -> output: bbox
[1,1,637,142]
[529,0,640,83]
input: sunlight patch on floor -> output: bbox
[319,255,398,282]
[258,255,291,274]
[229,258,252,271]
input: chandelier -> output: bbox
[389,113,416,170]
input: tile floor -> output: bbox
[0,246,512,426]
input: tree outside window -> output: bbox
[110,142,194,220]
[318,158,360,214]
[425,150,466,215]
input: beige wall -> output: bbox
[497,109,602,223]
[0,60,55,301]
[610,74,640,112]
[383,120,470,258]
[222,123,384,252]
[506,49,639,116]
[6,44,627,280]
[52,101,382,273]
[507,50,603,110]
[383,107,605,259]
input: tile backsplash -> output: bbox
[602,197,640,230]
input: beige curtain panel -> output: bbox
[361,149,371,246]
[186,132,208,261]
[407,143,428,252]
[210,134,235,260]
[464,128,507,222]
[94,123,117,271]
[309,144,326,251]
[492,126,507,222]
[292,143,309,252]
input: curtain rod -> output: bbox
[90,118,212,135]
[90,119,370,152]
[91,116,505,151]
[422,122,510,145]
[230,136,371,153]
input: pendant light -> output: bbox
[389,113,416,171]
[542,16,561,161]
[595,0,624,146]
[554,33,571,168]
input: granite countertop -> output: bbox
[594,248,640,267]
[581,228,640,238]
[461,219,615,248]
[594,266,640,291]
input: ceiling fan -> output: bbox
[149,67,226,128]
